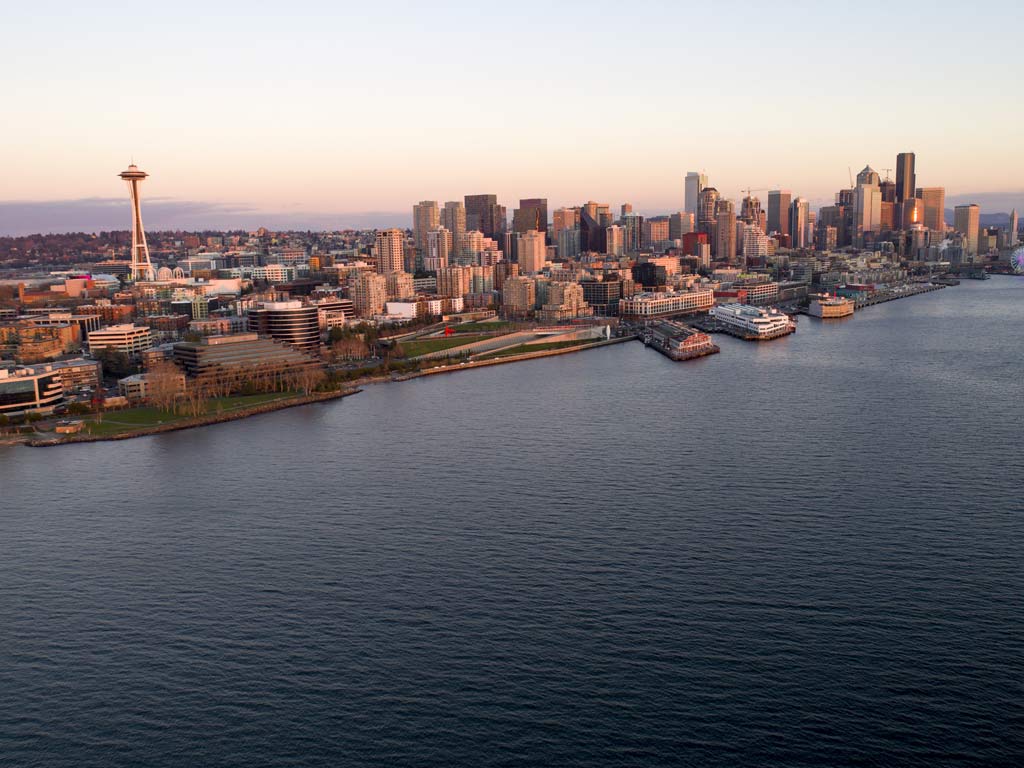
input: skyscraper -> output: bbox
[579,204,607,254]
[669,212,694,240]
[440,201,466,249]
[622,213,644,252]
[767,190,791,237]
[698,187,720,235]
[517,230,546,274]
[375,228,405,273]
[1010,209,1019,247]
[715,200,736,262]
[740,195,762,225]
[901,198,924,229]
[685,172,706,217]
[412,201,439,252]
[790,198,810,249]
[954,205,980,257]
[512,198,548,233]
[119,164,155,281]
[605,225,624,257]
[552,207,579,242]
[916,187,945,233]
[853,168,882,243]
[465,194,505,238]
[425,228,450,272]
[895,152,916,205]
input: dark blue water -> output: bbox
[2,277,1022,767]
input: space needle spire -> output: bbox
[119,163,155,281]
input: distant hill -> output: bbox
[944,210,1012,228]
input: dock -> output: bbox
[641,321,720,360]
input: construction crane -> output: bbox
[848,166,854,187]
[881,168,893,182]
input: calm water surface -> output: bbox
[2,277,1022,767]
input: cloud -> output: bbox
[0,198,408,236]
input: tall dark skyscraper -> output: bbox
[464,194,506,238]
[895,152,915,227]
[767,190,791,236]
[512,198,548,233]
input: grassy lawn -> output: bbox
[451,321,512,333]
[474,339,591,361]
[80,392,296,436]
[401,335,486,357]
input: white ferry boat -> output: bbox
[710,303,795,340]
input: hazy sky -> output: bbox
[2,0,1021,233]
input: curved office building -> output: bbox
[248,301,320,354]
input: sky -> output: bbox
[1,0,1021,234]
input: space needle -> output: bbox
[119,163,155,281]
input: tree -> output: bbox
[146,360,183,413]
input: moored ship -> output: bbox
[709,303,796,340]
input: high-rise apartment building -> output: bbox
[685,171,706,217]
[916,187,945,233]
[517,230,546,274]
[440,201,466,248]
[895,152,916,208]
[375,228,405,273]
[954,204,980,257]
[605,225,624,257]
[385,271,415,300]
[350,272,388,317]
[767,190,792,237]
[502,276,536,318]
[436,266,470,298]
[715,200,736,262]
[412,201,439,252]
[742,224,769,264]
[425,228,450,272]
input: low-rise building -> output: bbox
[618,289,714,319]
[87,324,154,358]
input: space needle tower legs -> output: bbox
[119,164,155,281]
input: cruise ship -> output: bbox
[709,303,796,340]
[808,295,855,318]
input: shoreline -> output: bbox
[21,388,360,447]
[11,335,631,447]
[8,278,967,447]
